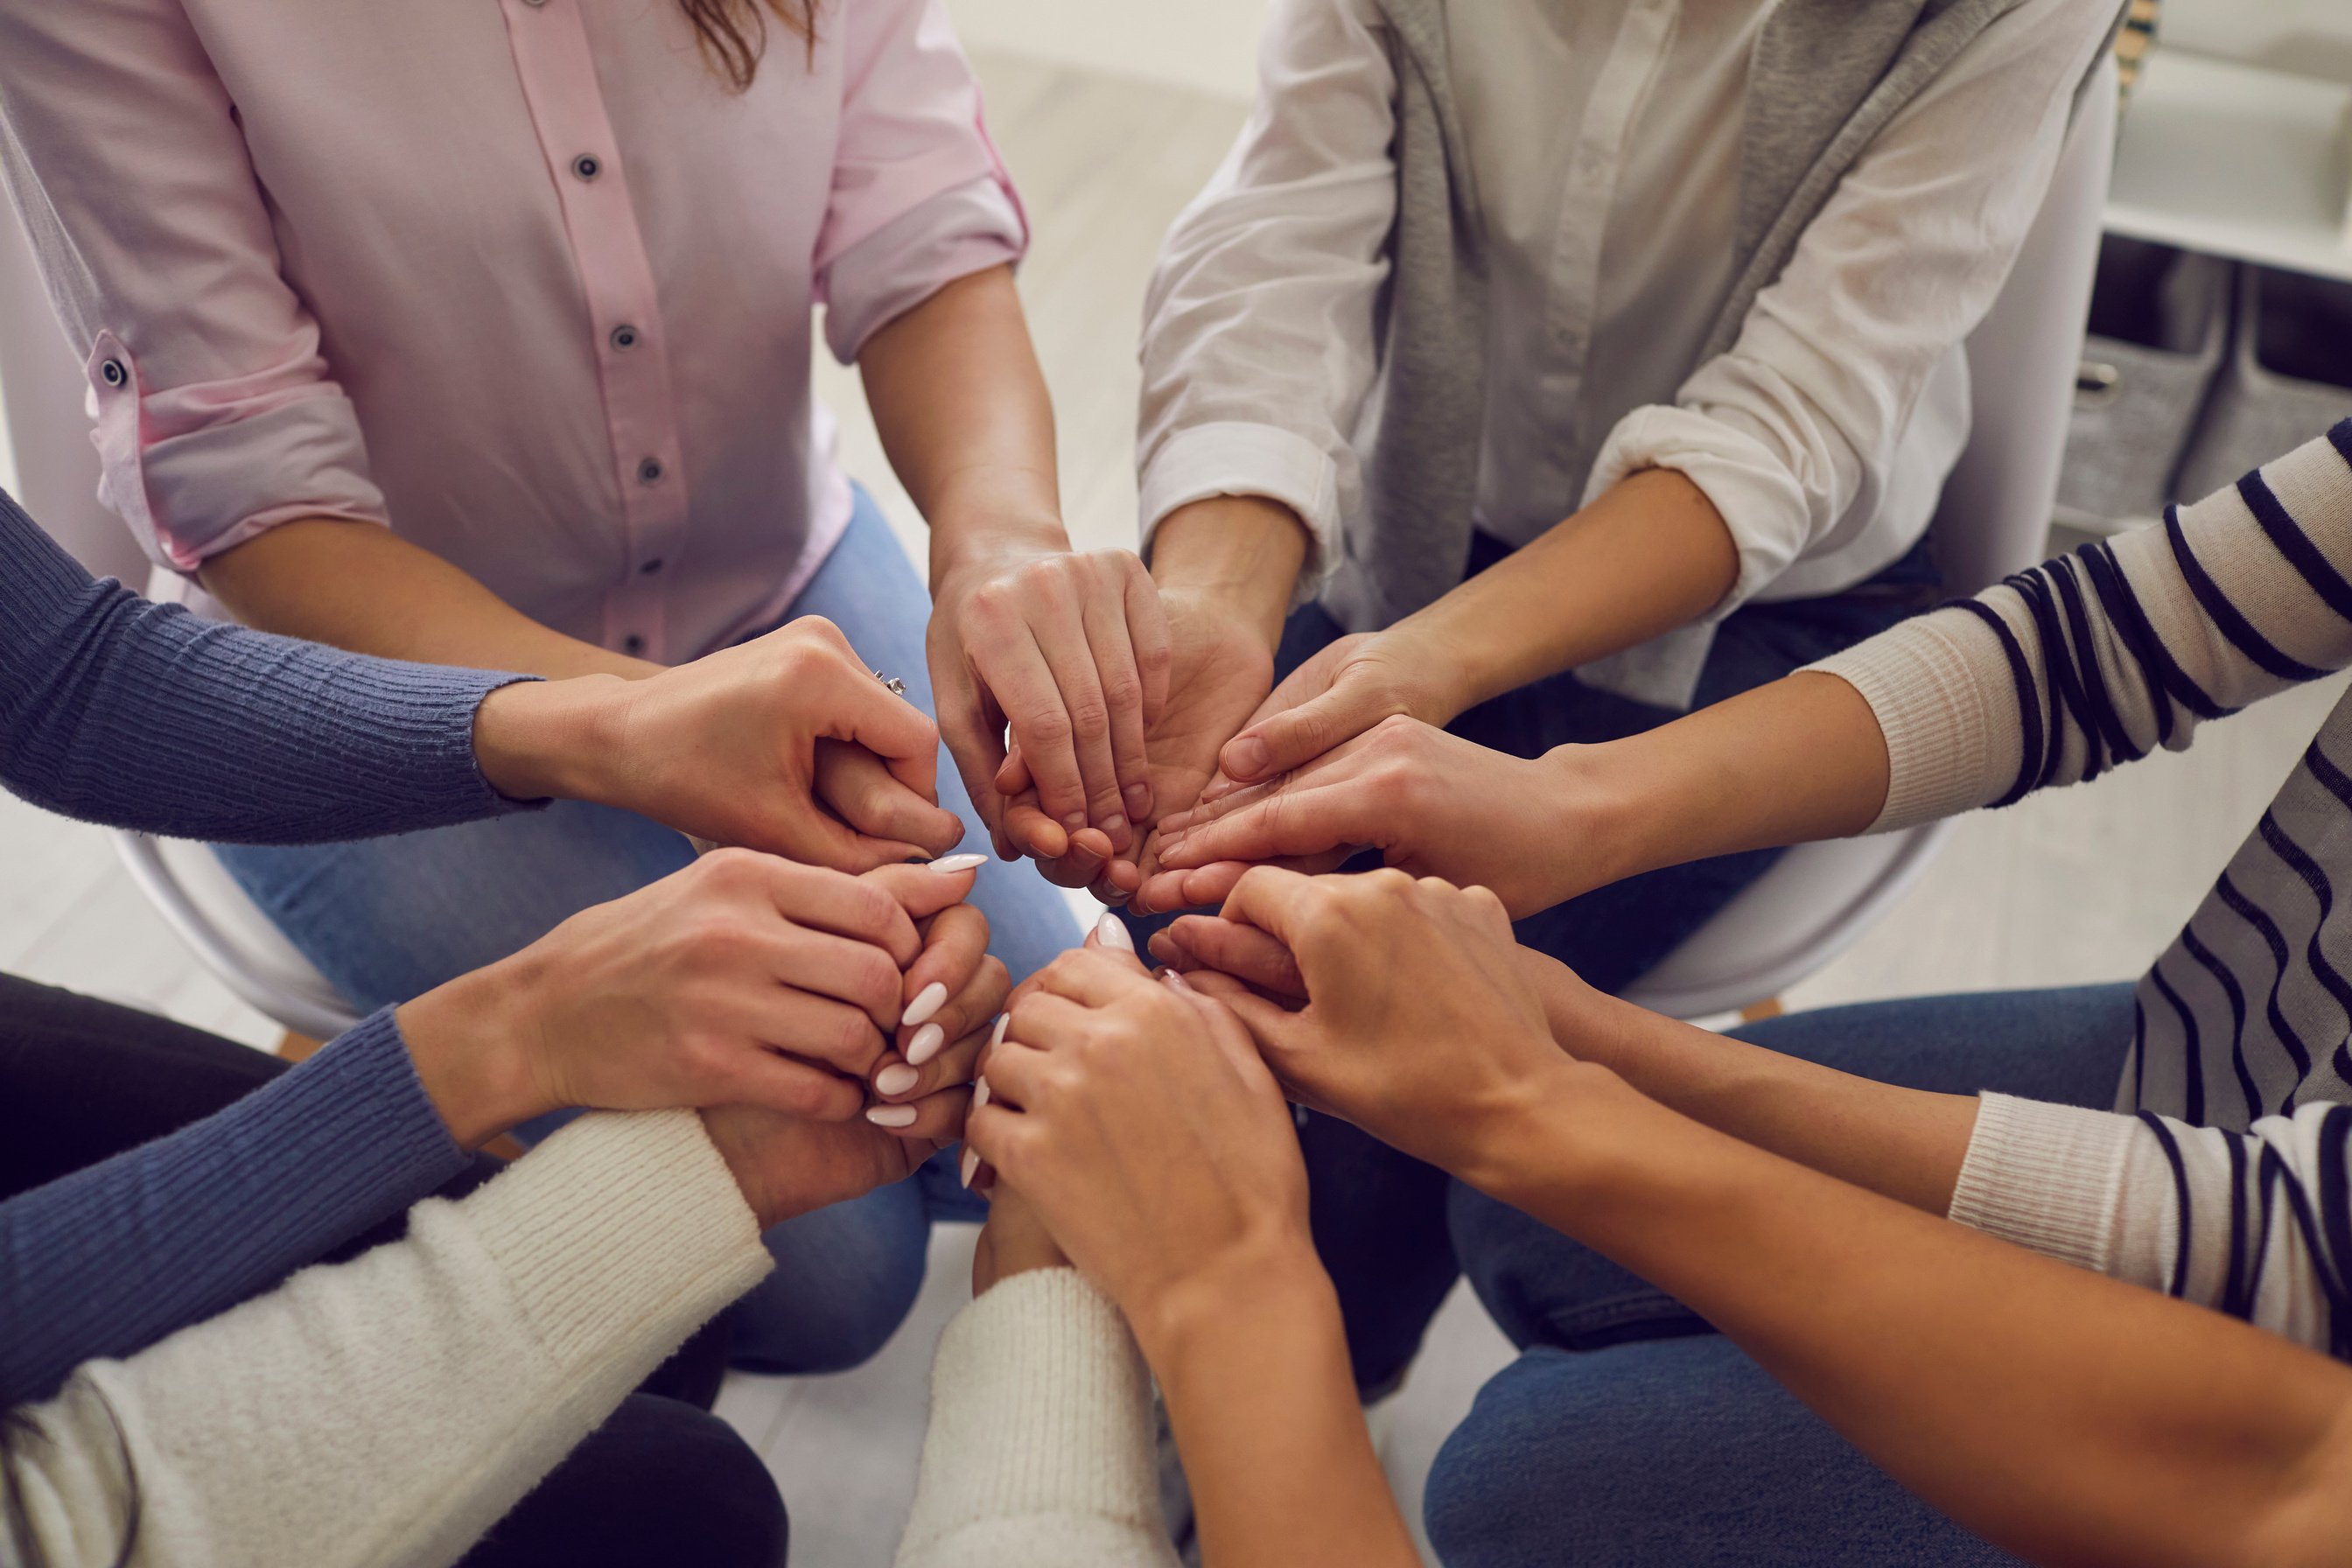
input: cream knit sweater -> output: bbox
[3,1110,771,1568]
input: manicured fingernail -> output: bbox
[1162,968,1193,992]
[904,982,948,1026]
[906,1022,946,1065]
[974,1075,991,1109]
[1094,913,1135,954]
[1125,782,1154,818]
[990,1012,1010,1048]
[875,1063,919,1096]
[928,852,986,875]
[959,1147,982,1187]
[865,1102,919,1127]
[1226,736,1269,777]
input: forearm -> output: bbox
[200,517,658,680]
[1481,1068,2352,1568]
[1148,496,1311,652]
[1136,1247,1417,1568]
[1551,668,1892,896]
[858,266,1066,585]
[1401,469,1740,714]
[1550,981,1977,1214]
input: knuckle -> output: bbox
[1026,710,1076,754]
[1067,698,1112,743]
[1099,670,1144,713]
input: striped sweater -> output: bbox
[1816,421,2352,1354]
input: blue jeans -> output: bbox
[1284,533,1945,1394]
[1426,984,2135,1567]
[215,487,1079,1373]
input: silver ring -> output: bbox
[872,668,907,696]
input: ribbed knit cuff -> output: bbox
[466,1110,769,1369]
[898,1268,1164,1561]
[1808,606,2025,832]
[1947,1092,2139,1273]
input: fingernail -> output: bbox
[875,1063,920,1096]
[904,982,948,1026]
[928,852,986,875]
[1063,811,1089,833]
[865,1102,919,1127]
[990,1012,1010,1048]
[1227,736,1269,777]
[906,1022,946,1065]
[1102,814,1129,841]
[1093,913,1135,955]
[1162,968,1193,992]
[1124,782,1154,818]
[974,1075,991,1110]
[959,1147,982,1187]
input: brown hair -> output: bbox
[679,0,816,92]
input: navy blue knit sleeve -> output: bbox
[0,488,541,843]
[0,1008,473,1406]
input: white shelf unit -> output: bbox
[2105,48,2352,284]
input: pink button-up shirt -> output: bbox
[0,0,1025,663]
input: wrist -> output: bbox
[1532,740,1652,901]
[1150,495,1310,651]
[472,675,630,805]
[1448,1056,1631,1203]
[396,958,552,1149]
[927,497,1069,592]
[1126,1222,1328,1369]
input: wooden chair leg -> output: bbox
[1738,997,1786,1024]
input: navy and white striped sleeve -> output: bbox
[1812,421,2352,832]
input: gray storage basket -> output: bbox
[2056,236,2231,526]
[2178,265,2352,502]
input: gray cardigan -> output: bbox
[1326,0,2124,704]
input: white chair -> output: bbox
[0,196,362,1038]
[1621,54,2120,1018]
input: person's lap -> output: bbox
[212,486,1076,1371]
[1428,984,2135,1566]
[0,976,774,1564]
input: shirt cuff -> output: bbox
[1806,606,2026,832]
[463,1110,770,1371]
[1138,422,1334,610]
[896,1267,1164,1565]
[822,176,1027,363]
[1948,1092,2140,1275]
[1586,403,1813,619]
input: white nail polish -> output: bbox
[990,1012,1010,1049]
[865,1103,919,1128]
[906,1023,945,1066]
[973,1076,991,1110]
[903,982,948,1027]
[875,1063,919,1096]
[928,853,987,875]
[1094,912,1135,955]
[1162,968,1193,992]
[959,1147,981,1187]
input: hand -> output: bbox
[1176,868,1564,1187]
[964,941,1314,1342]
[1140,717,1578,916]
[859,878,1012,1117]
[702,1087,970,1229]
[1000,587,1275,900]
[1208,627,1470,800]
[928,545,1172,862]
[399,850,983,1147]
[473,617,964,870]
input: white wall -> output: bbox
[2160,0,2352,83]
[945,0,1266,101]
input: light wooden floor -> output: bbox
[3,47,2341,1567]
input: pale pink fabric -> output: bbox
[0,0,1025,662]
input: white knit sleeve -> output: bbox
[1,1110,772,1568]
[1813,425,2352,833]
[895,1267,1175,1568]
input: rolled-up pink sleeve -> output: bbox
[0,0,385,578]
[814,0,1027,362]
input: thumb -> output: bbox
[863,858,984,921]
[1220,679,1386,784]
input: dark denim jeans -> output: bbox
[1290,532,1946,1393]
[1427,984,2134,1567]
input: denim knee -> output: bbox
[1447,1182,1699,1352]
[725,1181,930,1375]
